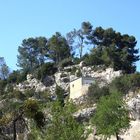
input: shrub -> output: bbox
[45,101,86,140]
[7,70,27,84]
[76,68,82,77]
[24,89,35,98]
[24,99,39,118]
[13,90,26,101]
[55,85,65,107]
[34,62,57,81]
[88,83,110,103]
[73,57,81,65]
[92,91,130,140]
[70,66,77,75]
[0,79,7,95]
[59,58,73,68]
[109,73,140,95]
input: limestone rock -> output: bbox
[79,61,86,68]
[127,94,140,120]
[82,67,122,84]
[54,72,70,92]
[73,106,96,121]
[14,74,47,93]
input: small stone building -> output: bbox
[70,77,94,99]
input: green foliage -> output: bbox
[34,62,57,81]
[59,57,73,68]
[17,37,48,72]
[83,24,139,73]
[0,79,7,95]
[88,84,110,103]
[34,111,45,128]
[70,66,77,75]
[48,32,71,64]
[24,99,39,118]
[110,73,140,95]
[0,57,10,80]
[7,70,27,84]
[92,92,130,139]
[55,85,65,107]
[37,90,51,101]
[73,57,81,64]
[24,99,45,128]
[76,68,82,77]
[45,101,86,140]
[24,89,35,98]
[13,90,26,101]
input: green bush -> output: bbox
[13,90,26,101]
[59,58,73,68]
[0,79,7,95]
[76,68,82,77]
[70,66,77,75]
[7,70,27,84]
[88,83,110,103]
[92,91,129,139]
[109,73,140,95]
[73,57,81,65]
[24,89,35,98]
[44,101,86,140]
[55,85,65,107]
[34,62,57,81]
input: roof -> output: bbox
[70,76,94,83]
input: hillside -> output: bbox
[0,62,140,140]
[0,21,140,140]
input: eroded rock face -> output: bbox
[127,94,140,120]
[82,67,122,84]
[54,72,70,91]
[73,106,96,122]
[14,74,47,93]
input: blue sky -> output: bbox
[0,0,140,71]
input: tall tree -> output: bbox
[17,37,48,72]
[92,92,130,140]
[0,57,10,79]
[45,101,86,140]
[66,22,92,58]
[84,23,139,73]
[48,32,71,64]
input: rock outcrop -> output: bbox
[82,67,122,84]
[14,74,47,93]
[127,94,140,120]
[73,106,96,122]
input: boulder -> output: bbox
[79,61,86,68]
[73,106,96,122]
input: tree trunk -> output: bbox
[13,121,16,140]
[116,133,120,140]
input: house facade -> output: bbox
[70,77,94,99]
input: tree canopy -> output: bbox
[83,23,139,73]
[16,22,139,73]
[92,92,130,140]
[17,37,48,72]
[48,32,71,64]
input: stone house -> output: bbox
[70,77,94,100]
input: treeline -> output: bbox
[16,21,139,74]
[0,21,139,82]
[0,21,140,140]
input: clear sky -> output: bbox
[0,0,140,71]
